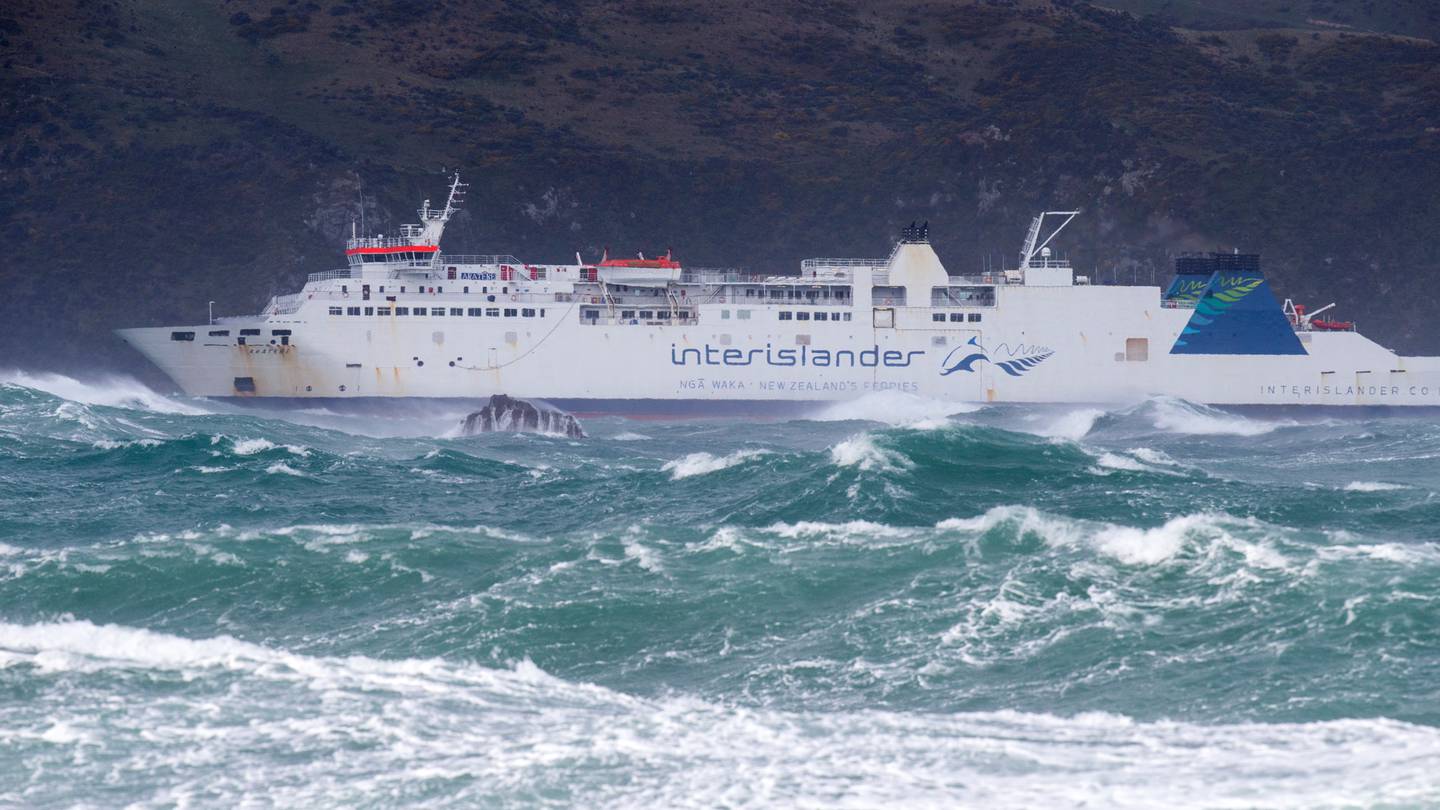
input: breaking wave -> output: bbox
[3,619,1437,809]
[4,373,1440,806]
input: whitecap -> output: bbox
[1342,481,1407,492]
[0,369,206,415]
[91,438,163,450]
[2,620,1437,809]
[232,438,311,457]
[661,448,770,480]
[1031,408,1106,441]
[808,391,981,427]
[830,434,911,472]
[1147,397,1286,436]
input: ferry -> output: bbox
[119,174,1440,409]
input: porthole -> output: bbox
[338,384,347,392]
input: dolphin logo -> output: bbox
[940,337,1053,377]
[940,337,989,376]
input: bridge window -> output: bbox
[949,313,964,322]
[376,307,392,316]
[504,308,517,317]
[796,311,810,321]
[968,313,982,323]
[329,307,343,316]
[621,310,636,319]
[170,331,195,341]
[933,313,946,322]
[522,308,536,317]
[396,307,409,315]
[411,308,426,317]
[778,311,793,320]
[814,312,828,321]
[432,308,446,316]
[450,308,463,316]
[347,307,361,316]
[364,307,374,315]
[639,310,654,319]
[486,308,500,317]
[467,308,482,316]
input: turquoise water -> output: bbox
[2,370,1438,807]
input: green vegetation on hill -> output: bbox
[1,0,1437,373]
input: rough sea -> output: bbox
[2,369,1438,808]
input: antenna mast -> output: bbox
[439,172,468,222]
[1020,211,1079,269]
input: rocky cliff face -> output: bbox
[461,395,586,439]
[2,0,1438,375]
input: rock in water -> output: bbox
[460,395,586,438]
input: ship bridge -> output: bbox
[343,174,467,272]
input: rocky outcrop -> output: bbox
[460,395,586,438]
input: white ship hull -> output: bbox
[119,185,1440,409]
[118,283,1440,408]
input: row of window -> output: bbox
[740,288,851,300]
[328,306,544,318]
[777,311,855,322]
[338,285,511,295]
[933,313,984,323]
[350,252,434,264]
[174,328,289,341]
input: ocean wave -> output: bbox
[830,434,912,471]
[227,437,312,457]
[1,619,1436,809]
[662,448,770,479]
[806,391,982,427]
[0,369,206,415]
[1342,481,1408,492]
[1143,397,1290,436]
[1026,407,1107,441]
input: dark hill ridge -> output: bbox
[2,0,1438,374]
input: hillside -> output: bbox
[2,0,1438,374]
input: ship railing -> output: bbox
[1160,299,1199,309]
[262,293,305,315]
[308,268,361,283]
[345,235,436,250]
[437,254,523,266]
[945,274,1010,286]
[801,257,885,270]
[679,268,763,284]
[679,269,856,286]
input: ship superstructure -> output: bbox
[119,175,1440,408]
